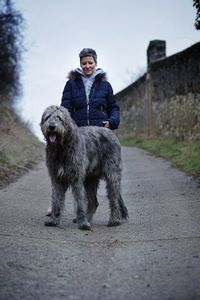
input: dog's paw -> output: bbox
[78,221,91,230]
[46,211,52,217]
[44,219,58,226]
[107,220,121,227]
[46,206,52,217]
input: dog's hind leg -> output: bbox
[105,173,124,227]
[45,184,65,226]
[106,170,128,226]
[84,177,99,222]
[118,194,129,220]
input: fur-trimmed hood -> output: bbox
[67,68,107,82]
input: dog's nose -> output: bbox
[49,122,56,131]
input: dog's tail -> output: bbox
[119,195,129,219]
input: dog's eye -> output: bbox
[57,116,63,122]
[43,115,50,122]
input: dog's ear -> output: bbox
[40,113,45,128]
[63,121,76,143]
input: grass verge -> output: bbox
[0,102,44,189]
[120,136,200,182]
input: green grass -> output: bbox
[120,137,200,181]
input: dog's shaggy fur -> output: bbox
[40,105,128,230]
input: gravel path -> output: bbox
[0,146,200,300]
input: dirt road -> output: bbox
[0,146,200,300]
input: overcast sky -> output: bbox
[15,0,199,139]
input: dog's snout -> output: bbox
[49,122,56,131]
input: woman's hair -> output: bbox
[79,48,97,63]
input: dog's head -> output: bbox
[40,105,75,145]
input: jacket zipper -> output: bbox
[87,83,95,126]
[81,78,96,126]
[87,88,90,126]
[87,103,90,125]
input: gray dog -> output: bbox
[40,105,128,230]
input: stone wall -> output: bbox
[116,42,200,140]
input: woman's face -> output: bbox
[80,56,97,77]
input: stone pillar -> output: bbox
[145,40,166,136]
[147,40,166,66]
[145,72,151,136]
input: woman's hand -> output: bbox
[102,121,110,128]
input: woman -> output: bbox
[61,48,120,130]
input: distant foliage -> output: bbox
[193,0,200,30]
[0,0,24,102]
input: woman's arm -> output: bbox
[61,80,73,116]
[106,83,120,130]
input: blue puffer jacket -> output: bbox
[61,69,120,130]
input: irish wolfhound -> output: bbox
[40,105,128,230]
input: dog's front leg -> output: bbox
[72,182,91,230]
[45,183,65,226]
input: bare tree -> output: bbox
[0,0,24,102]
[193,0,200,30]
